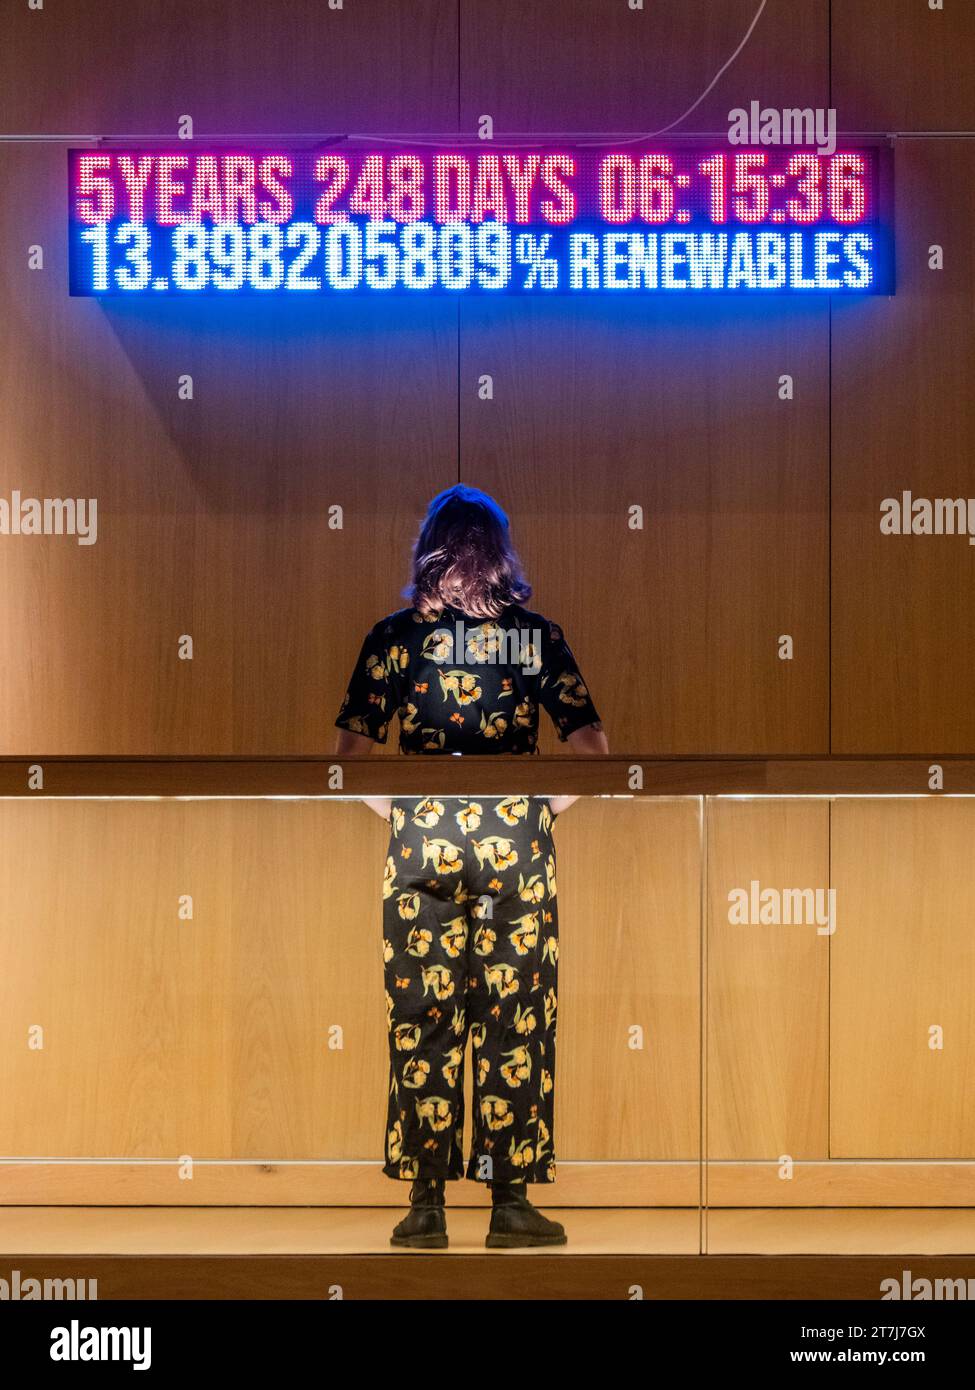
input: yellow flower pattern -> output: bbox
[335,604,601,753]
[381,796,559,1185]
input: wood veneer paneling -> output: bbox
[831,141,975,752]
[0,0,458,135]
[557,798,701,1160]
[832,0,975,132]
[831,798,975,1158]
[0,797,700,1201]
[461,298,829,752]
[461,0,827,134]
[0,143,456,753]
[706,798,830,1158]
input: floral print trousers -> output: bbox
[382,796,559,1185]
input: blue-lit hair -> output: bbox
[408,485,532,619]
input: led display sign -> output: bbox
[68,144,893,295]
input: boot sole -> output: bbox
[485,1232,568,1249]
[390,1233,449,1249]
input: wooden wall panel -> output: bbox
[0,143,456,753]
[557,798,701,1160]
[460,300,829,753]
[0,801,238,1158]
[831,141,975,752]
[0,800,393,1161]
[0,1,457,135]
[830,799,975,1159]
[0,796,699,1199]
[706,799,830,1158]
[461,0,826,133]
[833,1,975,132]
[0,4,968,759]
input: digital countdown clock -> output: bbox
[68,144,893,296]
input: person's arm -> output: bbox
[549,726,609,816]
[566,724,609,755]
[333,624,396,821]
[335,729,378,755]
[333,732,391,821]
[537,618,607,818]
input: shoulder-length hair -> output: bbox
[407,485,532,620]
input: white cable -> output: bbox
[32,4,773,153]
[18,2,773,151]
[345,0,769,148]
[637,0,769,140]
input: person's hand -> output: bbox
[362,797,392,822]
[548,795,578,818]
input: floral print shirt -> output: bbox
[335,604,601,754]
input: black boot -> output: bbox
[485,1181,567,1249]
[390,1177,448,1249]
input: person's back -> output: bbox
[332,483,607,1252]
[336,599,600,754]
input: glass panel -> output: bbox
[554,794,703,1254]
[0,792,704,1256]
[703,794,975,1263]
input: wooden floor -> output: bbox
[0,1206,697,1255]
[3,1207,974,1255]
[707,1208,975,1254]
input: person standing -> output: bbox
[335,484,607,1248]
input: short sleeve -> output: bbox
[537,619,602,742]
[334,624,393,744]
